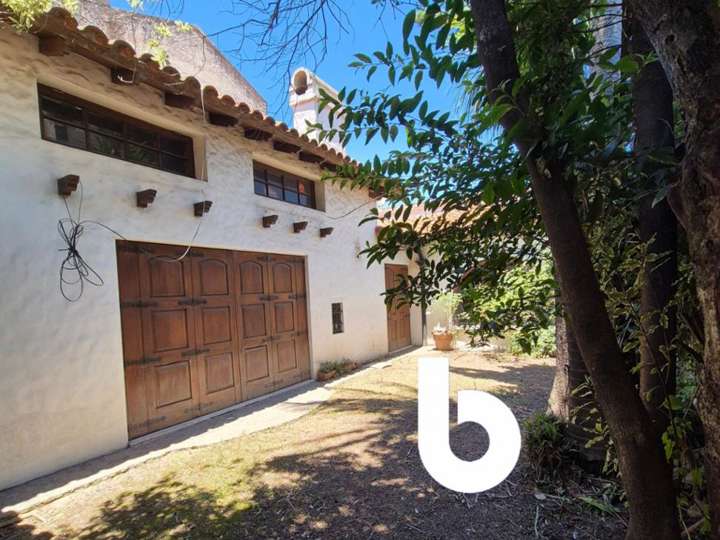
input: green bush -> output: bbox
[523,412,567,482]
[509,325,556,357]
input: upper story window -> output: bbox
[253,162,316,209]
[38,84,195,178]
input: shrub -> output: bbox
[509,324,556,357]
[523,412,567,482]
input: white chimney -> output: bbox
[289,68,345,153]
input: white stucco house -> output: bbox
[0,5,422,491]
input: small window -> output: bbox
[253,162,317,209]
[332,303,344,334]
[38,85,196,178]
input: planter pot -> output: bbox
[432,332,455,351]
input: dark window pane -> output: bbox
[43,119,85,148]
[161,153,188,175]
[38,86,195,178]
[88,132,123,157]
[40,97,83,125]
[160,136,189,156]
[254,180,267,195]
[284,190,299,204]
[299,194,312,207]
[284,177,298,191]
[332,303,344,334]
[87,112,123,137]
[298,180,314,195]
[268,185,283,200]
[127,144,159,166]
[267,173,282,187]
[127,124,158,147]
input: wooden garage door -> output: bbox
[117,241,310,438]
[385,264,412,352]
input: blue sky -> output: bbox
[111,0,458,163]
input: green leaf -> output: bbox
[403,10,416,42]
[616,55,640,74]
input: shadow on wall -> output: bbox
[5,359,623,539]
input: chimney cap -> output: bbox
[289,68,339,101]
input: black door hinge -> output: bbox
[125,356,161,367]
[120,300,159,308]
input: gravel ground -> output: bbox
[1,349,625,539]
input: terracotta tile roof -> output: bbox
[1,6,357,168]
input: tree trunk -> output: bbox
[549,312,603,463]
[548,314,573,421]
[627,2,720,535]
[469,1,680,537]
[629,19,678,430]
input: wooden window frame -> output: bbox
[331,302,344,334]
[253,161,317,209]
[37,84,196,178]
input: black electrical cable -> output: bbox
[58,181,202,302]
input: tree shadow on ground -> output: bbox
[26,359,623,539]
[0,511,52,540]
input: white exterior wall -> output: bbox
[0,28,421,490]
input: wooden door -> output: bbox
[119,242,312,438]
[137,243,200,435]
[117,243,150,439]
[191,248,242,415]
[234,252,276,400]
[268,255,310,390]
[385,264,412,352]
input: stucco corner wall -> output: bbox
[0,27,422,490]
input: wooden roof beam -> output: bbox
[243,126,273,141]
[165,93,195,110]
[299,151,324,164]
[38,35,68,56]
[207,112,238,127]
[273,140,301,154]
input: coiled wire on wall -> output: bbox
[58,180,202,302]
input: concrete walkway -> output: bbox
[0,380,331,516]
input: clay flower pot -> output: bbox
[432,332,455,351]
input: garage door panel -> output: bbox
[274,302,295,334]
[201,306,233,345]
[272,262,293,293]
[276,339,298,373]
[198,258,230,296]
[148,258,188,298]
[150,308,192,352]
[204,352,236,394]
[241,304,268,339]
[192,249,242,410]
[154,360,193,408]
[239,261,265,294]
[245,345,271,382]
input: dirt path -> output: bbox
[2,350,624,539]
